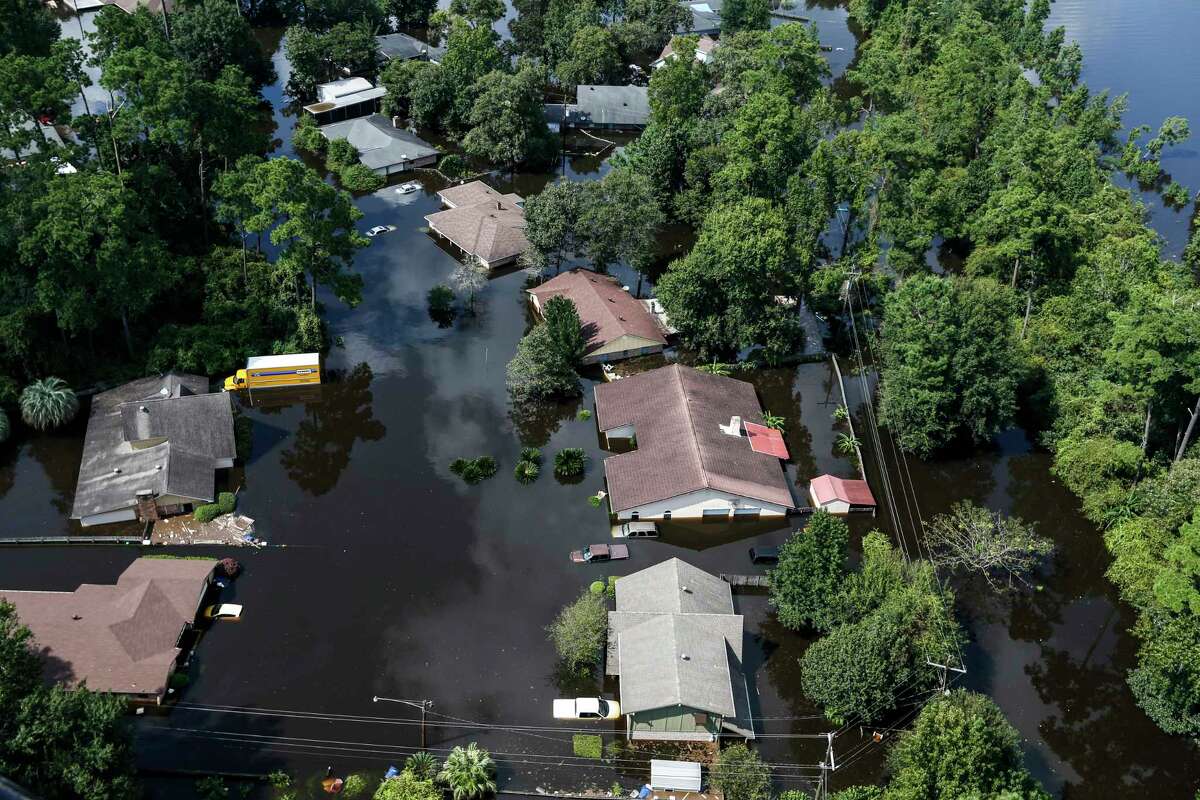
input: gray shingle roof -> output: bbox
[71,375,235,520]
[574,85,650,127]
[376,32,444,62]
[319,115,438,171]
[594,365,795,512]
[608,558,747,718]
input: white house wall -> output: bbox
[615,488,790,521]
[80,508,138,527]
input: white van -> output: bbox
[615,521,658,538]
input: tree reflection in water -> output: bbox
[279,363,387,496]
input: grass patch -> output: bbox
[573,734,602,759]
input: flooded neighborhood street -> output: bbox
[1,1,1198,798]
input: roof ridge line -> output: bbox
[675,366,716,494]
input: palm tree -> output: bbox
[438,743,496,800]
[696,361,733,376]
[20,377,78,431]
[405,751,440,781]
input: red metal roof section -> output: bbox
[810,474,876,507]
[744,422,789,460]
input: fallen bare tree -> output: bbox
[925,501,1054,591]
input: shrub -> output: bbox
[326,137,359,169]
[341,773,370,798]
[610,782,623,797]
[547,590,608,673]
[168,671,190,689]
[554,448,587,478]
[710,744,770,800]
[440,154,469,178]
[572,734,602,759]
[292,115,326,153]
[577,409,592,421]
[606,575,617,598]
[519,447,542,464]
[219,557,241,577]
[196,776,227,800]
[589,580,605,595]
[340,164,385,192]
[428,285,456,323]
[217,492,236,514]
[194,503,222,523]
[451,456,498,484]
[588,493,603,508]
[514,460,540,484]
[375,771,441,800]
[19,377,78,431]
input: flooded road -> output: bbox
[3,1,1198,797]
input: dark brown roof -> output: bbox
[594,365,795,512]
[426,181,527,264]
[528,270,666,355]
[0,558,216,697]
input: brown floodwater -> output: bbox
[5,2,1197,798]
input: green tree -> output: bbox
[647,37,709,125]
[578,170,664,280]
[226,156,367,309]
[380,58,450,129]
[883,691,1051,800]
[438,743,497,800]
[546,590,607,673]
[557,25,622,90]
[172,0,274,88]
[720,0,769,33]
[522,178,588,271]
[506,323,582,400]
[879,275,1020,457]
[542,296,587,367]
[769,511,850,632]
[405,751,441,780]
[284,22,379,98]
[1127,612,1200,738]
[436,14,506,130]
[387,0,439,26]
[0,0,58,57]
[656,198,802,361]
[463,64,557,170]
[709,744,770,800]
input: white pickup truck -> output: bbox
[552,697,621,720]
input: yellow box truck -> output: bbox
[223,353,321,392]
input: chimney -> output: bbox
[139,405,148,412]
[720,415,743,436]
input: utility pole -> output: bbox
[925,659,967,692]
[373,696,434,749]
[816,731,836,800]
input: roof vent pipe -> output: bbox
[140,405,149,412]
[681,585,692,593]
[720,415,743,436]
[680,653,690,661]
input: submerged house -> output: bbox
[319,114,439,175]
[679,0,722,35]
[594,365,796,521]
[425,181,528,269]
[809,474,876,515]
[527,269,668,364]
[70,374,236,527]
[651,35,719,69]
[376,32,444,63]
[607,558,754,741]
[545,85,650,131]
[303,77,387,126]
[0,557,217,703]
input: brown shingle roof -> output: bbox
[0,558,216,697]
[594,365,795,512]
[426,181,528,265]
[528,270,667,356]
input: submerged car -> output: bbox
[365,225,395,237]
[749,546,780,565]
[553,697,621,720]
[570,543,629,563]
[613,521,658,539]
[396,182,420,194]
[204,603,243,621]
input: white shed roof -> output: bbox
[318,77,374,101]
[245,353,319,369]
[650,760,702,791]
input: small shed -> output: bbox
[809,474,877,515]
[650,759,702,792]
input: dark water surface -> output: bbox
[6,2,1198,798]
